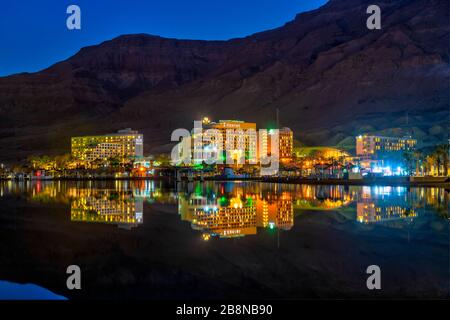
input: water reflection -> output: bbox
[0,180,448,237]
[69,189,143,230]
[178,184,294,239]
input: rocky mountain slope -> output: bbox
[0,0,448,162]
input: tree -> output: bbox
[431,144,449,176]
[402,151,415,176]
[412,150,424,176]
[54,154,72,170]
[108,156,121,169]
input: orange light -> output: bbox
[139,166,145,172]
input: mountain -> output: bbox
[0,0,448,162]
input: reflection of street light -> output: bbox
[202,233,211,241]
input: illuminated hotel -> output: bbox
[70,189,143,229]
[194,118,257,165]
[356,135,416,158]
[71,128,143,163]
[259,127,293,162]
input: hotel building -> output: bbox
[259,127,293,162]
[194,118,257,165]
[71,128,143,163]
[193,118,294,165]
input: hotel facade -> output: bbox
[191,118,293,166]
[71,128,143,163]
[356,135,417,158]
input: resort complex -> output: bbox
[0,118,448,183]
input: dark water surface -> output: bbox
[0,180,449,299]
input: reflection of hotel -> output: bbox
[70,189,143,229]
[192,198,257,239]
[256,192,294,230]
[179,194,257,238]
[357,203,417,223]
[259,128,293,163]
[356,186,418,223]
[178,189,294,239]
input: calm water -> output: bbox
[0,180,449,299]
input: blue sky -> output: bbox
[0,0,326,76]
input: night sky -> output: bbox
[0,0,327,76]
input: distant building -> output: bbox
[295,146,351,160]
[356,135,416,158]
[71,128,143,163]
[279,128,294,162]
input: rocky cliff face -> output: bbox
[0,0,448,161]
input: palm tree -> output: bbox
[402,151,415,176]
[55,154,71,171]
[412,150,424,176]
[431,144,449,176]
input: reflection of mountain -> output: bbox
[70,189,143,229]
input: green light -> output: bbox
[219,196,228,206]
[195,184,203,196]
